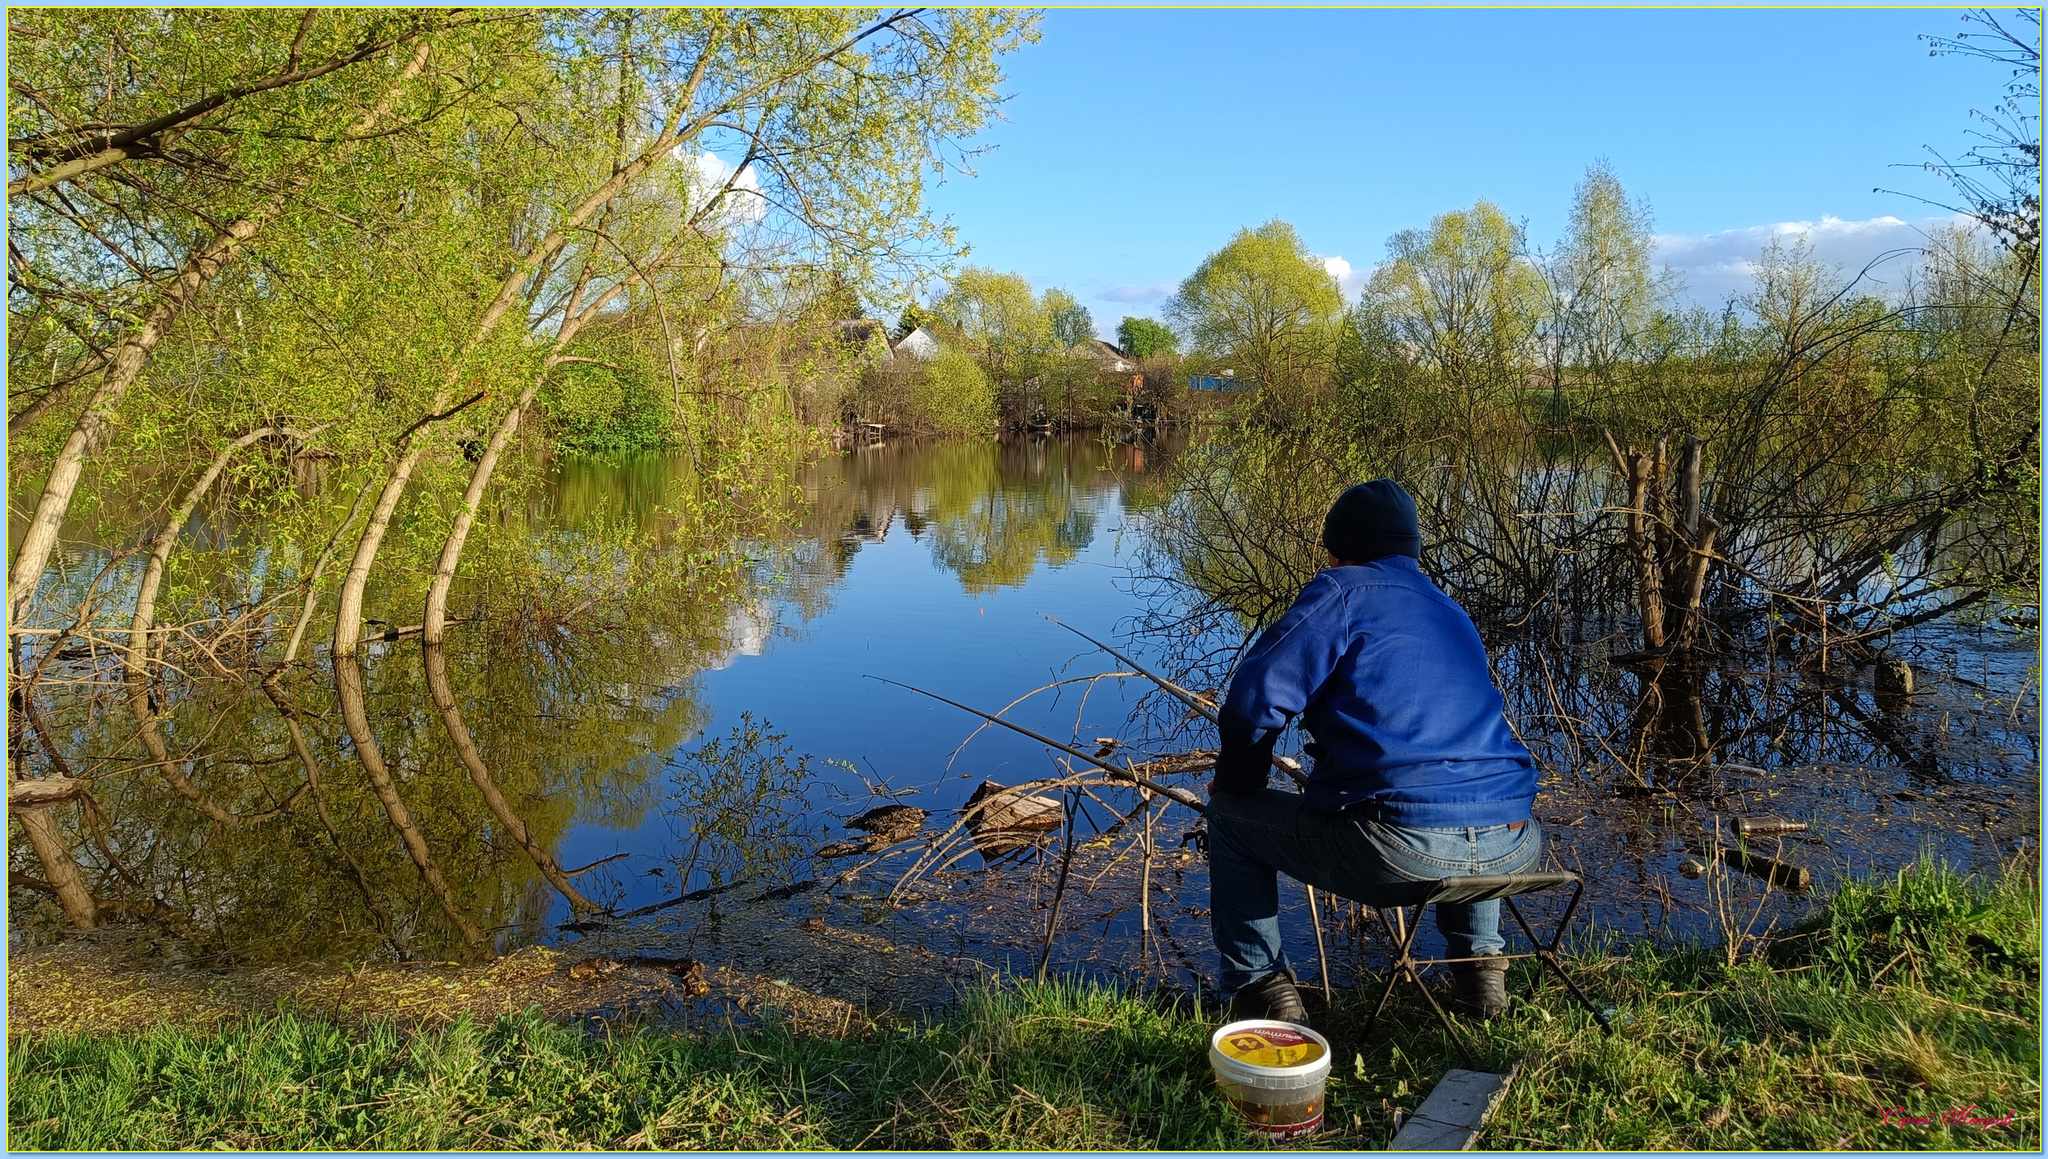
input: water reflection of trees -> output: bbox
[662,715,827,899]
[8,499,742,960]
[8,434,1185,960]
[793,436,1173,595]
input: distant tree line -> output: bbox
[1139,8,2039,697]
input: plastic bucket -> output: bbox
[1208,1019,1333,1140]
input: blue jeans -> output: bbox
[1205,788,1543,997]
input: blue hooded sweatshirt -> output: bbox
[1214,556,1537,826]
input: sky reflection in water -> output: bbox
[552,436,1168,919]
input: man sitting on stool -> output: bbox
[1208,478,1541,1026]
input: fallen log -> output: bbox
[964,779,1062,857]
[1718,847,1812,892]
[846,804,927,844]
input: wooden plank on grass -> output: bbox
[1388,1065,1518,1151]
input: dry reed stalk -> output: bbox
[1306,884,1333,1004]
[1036,784,1081,983]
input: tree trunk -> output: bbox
[8,213,271,623]
[1624,452,1665,651]
[125,427,305,824]
[1675,435,1703,539]
[1676,516,1722,643]
[332,443,434,659]
[331,649,488,954]
[14,806,98,928]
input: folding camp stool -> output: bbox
[1357,871,1614,1068]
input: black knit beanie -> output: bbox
[1321,479,1420,563]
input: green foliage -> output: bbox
[930,266,1054,384]
[1032,353,1126,426]
[1117,315,1179,359]
[1042,287,1095,350]
[1168,219,1344,393]
[8,7,1044,523]
[912,349,997,434]
[665,714,825,894]
[1361,199,1546,387]
[542,361,672,454]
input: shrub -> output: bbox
[914,350,996,434]
[542,361,671,453]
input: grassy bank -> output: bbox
[9,860,2036,1151]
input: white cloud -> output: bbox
[678,149,766,227]
[1101,282,1176,304]
[1320,254,1367,298]
[1653,213,1970,304]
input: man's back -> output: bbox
[1219,555,1536,825]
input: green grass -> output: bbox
[9,860,2038,1151]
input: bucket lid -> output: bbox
[1209,1020,1333,1087]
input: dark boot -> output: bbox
[1451,954,1509,1020]
[1227,969,1309,1026]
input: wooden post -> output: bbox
[1675,435,1703,539]
[1139,791,1154,972]
[1306,884,1334,1005]
[1676,515,1721,642]
[1623,450,1665,650]
[1650,436,1672,592]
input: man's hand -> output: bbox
[1212,733,1276,796]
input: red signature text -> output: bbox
[1880,1106,2013,1129]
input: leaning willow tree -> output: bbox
[6,8,1037,953]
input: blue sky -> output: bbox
[912,8,2002,327]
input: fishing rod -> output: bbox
[1041,614,1309,789]
[866,676,1207,814]
[1039,616,1334,1003]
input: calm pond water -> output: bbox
[10,433,2037,1016]
[549,436,1177,914]
[534,435,2037,1013]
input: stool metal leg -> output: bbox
[1360,906,1412,1039]
[1503,884,1614,1034]
[1363,903,1478,1070]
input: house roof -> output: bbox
[1071,339,1130,361]
[891,325,941,360]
